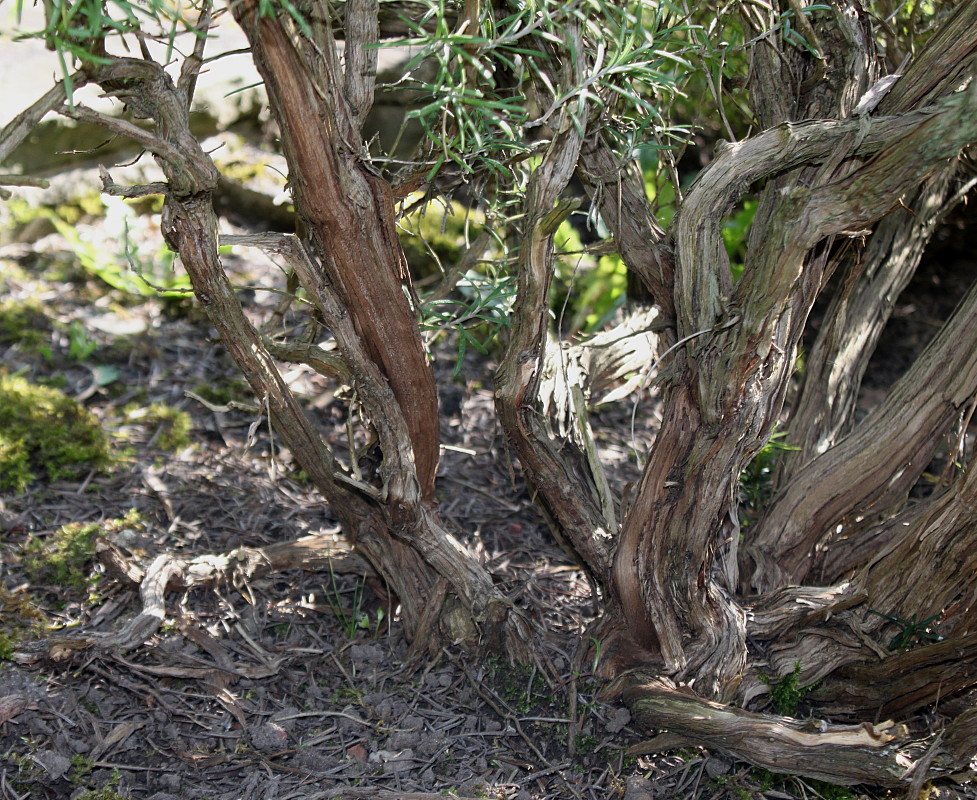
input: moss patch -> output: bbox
[23,509,143,592]
[191,379,251,407]
[124,403,192,451]
[0,298,53,351]
[0,586,44,659]
[399,201,489,278]
[0,373,111,492]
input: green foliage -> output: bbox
[485,656,562,715]
[401,199,517,371]
[868,609,944,652]
[70,754,95,784]
[564,254,628,332]
[387,0,697,183]
[11,0,197,102]
[23,509,143,591]
[759,661,818,717]
[739,431,798,519]
[43,205,190,298]
[722,200,757,282]
[744,769,853,800]
[400,200,489,278]
[0,372,111,492]
[0,586,44,659]
[422,272,516,375]
[67,319,98,361]
[190,380,251,407]
[322,570,384,640]
[74,769,129,800]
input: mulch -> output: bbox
[1,147,969,800]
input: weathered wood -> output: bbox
[578,133,674,320]
[96,533,373,589]
[773,170,959,491]
[750,278,977,587]
[495,31,616,580]
[15,555,183,665]
[621,678,912,787]
[773,4,977,491]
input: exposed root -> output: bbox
[96,531,372,590]
[15,534,371,665]
[618,676,974,787]
[15,554,181,665]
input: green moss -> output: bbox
[399,201,490,278]
[24,509,143,591]
[5,193,105,227]
[5,197,41,226]
[0,586,44,658]
[124,403,192,451]
[760,661,819,716]
[191,380,251,406]
[124,194,165,215]
[486,656,558,715]
[74,769,129,800]
[215,156,276,184]
[70,754,94,784]
[0,373,112,492]
[54,192,105,224]
[331,686,364,704]
[0,298,52,351]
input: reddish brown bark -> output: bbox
[231,0,440,500]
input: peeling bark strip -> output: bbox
[750,278,977,587]
[231,0,440,500]
[616,80,977,685]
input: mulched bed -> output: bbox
[1,146,971,800]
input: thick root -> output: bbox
[618,676,973,787]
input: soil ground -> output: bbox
[2,131,977,800]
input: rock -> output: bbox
[605,706,632,733]
[370,747,415,774]
[623,775,656,800]
[704,756,732,778]
[250,721,289,753]
[294,750,339,773]
[350,643,383,669]
[33,749,71,780]
[158,772,182,792]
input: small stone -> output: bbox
[270,706,300,731]
[33,749,71,780]
[605,706,632,733]
[27,717,53,736]
[389,727,421,750]
[349,643,382,668]
[623,775,655,800]
[250,721,289,753]
[704,756,731,778]
[159,772,182,792]
[401,714,423,731]
[347,743,368,761]
[370,747,414,774]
